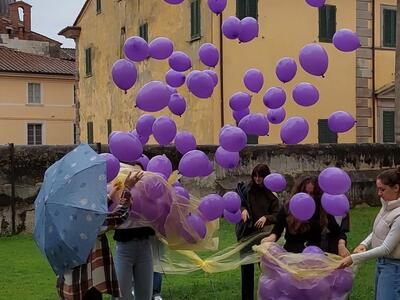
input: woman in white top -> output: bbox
[338,167,400,300]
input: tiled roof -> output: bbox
[0,46,75,75]
[59,48,76,61]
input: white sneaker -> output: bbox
[153,296,162,300]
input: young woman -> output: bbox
[262,176,350,256]
[338,167,400,300]
[236,164,280,300]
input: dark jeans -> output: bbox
[241,264,255,300]
[83,288,102,300]
[153,272,162,296]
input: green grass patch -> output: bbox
[0,207,379,299]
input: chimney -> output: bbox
[9,1,32,34]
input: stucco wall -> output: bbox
[0,143,398,235]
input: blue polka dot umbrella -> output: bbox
[33,144,108,275]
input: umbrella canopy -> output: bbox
[33,144,108,275]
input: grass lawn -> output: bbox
[0,207,379,300]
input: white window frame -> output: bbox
[27,82,42,104]
[26,122,44,145]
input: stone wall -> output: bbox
[1,143,399,235]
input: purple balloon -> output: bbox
[292,82,319,107]
[172,180,183,188]
[133,154,150,170]
[123,36,149,62]
[187,213,207,239]
[302,245,324,254]
[331,269,353,293]
[152,116,177,145]
[130,129,149,145]
[149,37,174,60]
[328,111,356,133]
[112,59,137,91]
[222,16,241,39]
[199,194,224,221]
[321,193,350,216]
[203,70,219,87]
[136,81,171,112]
[318,167,351,195]
[289,192,316,221]
[146,154,173,179]
[136,114,156,137]
[223,191,241,213]
[164,0,184,3]
[215,146,240,169]
[199,43,220,67]
[280,117,309,144]
[305,0,326,8]
[263,87,286,109]
[168,93,187,116]
[219,126,247,152]
[100,153,120,182]
[109,132,143,162]
[239,113,269,136]
[207,0,227,15]
[179,150,213,177]
[299,43,329,77]
[267,107,286,124]
[169,51,192,72]
[229,92,251,111]
[243,68,264,93]
[263,173,286,192]
[238,17,259,43]
[174,186,190,200]
[165,69,186,88]
[223,209,242,224]
[233,107,250,123]
[187,71,214,99]
[175,131,197,155]
[333,29,361,52]
[275,57,297,83]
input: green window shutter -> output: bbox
[383,9,396,48]
[383,111,395,143]
[85,48,92,76]
[87,122,94,144]
[107,119,112,137]
[247,134,258,144]
[139,23,148,42]
[236,0,246,20]
[191,0,201,39]
[247,0,258,20]
[96,0,102,14]
[318,119,338,143]
[319,5,336,42]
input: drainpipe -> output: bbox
[219,13,225,128]
[372,0,376,142]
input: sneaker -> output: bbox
[153,296,163,300]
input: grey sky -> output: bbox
[23,0,86,48]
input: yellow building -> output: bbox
[61,0,395,145]
[0,47,76,145]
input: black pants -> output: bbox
[241,263,255,300]
[83,288,102,300]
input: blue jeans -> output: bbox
[375,258,400,300]
[112,239,153,300]
[153,272,162,296]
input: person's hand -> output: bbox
[254,216,267,228]
[261,234,277,244]
[241,209,249,222]
[338,244,351,258]
[123,171,144,190]
[353,244,367,254]
[337,256,353,269]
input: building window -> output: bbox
[319,5,336,43]
[236,0,258,20]
[27,123,42,145]
[382,8,396,48]
[382,111,395,143]
[85,48,92,76]
[96,0,102,14]
[87,121,94,144]
[191,0,201,40]
[139,23,148,42]
[120,26,126,58]
[73,124,77,144]
[27,83,41,104]
[318,119,338,143]
[107,119,112,137]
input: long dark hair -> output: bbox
[377,166,400,187]
[285,176,328,234]
[250,163,271,190]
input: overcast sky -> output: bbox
[23,0,86,48]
